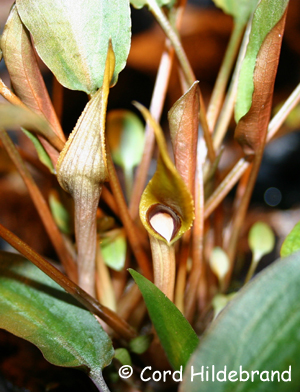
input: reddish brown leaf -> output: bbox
[1,6,65,164]
[234,9,288,155]
[168,81,199,193]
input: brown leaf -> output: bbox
[234,9,288,155]
[1,5,65,164]
[168,81,199,193]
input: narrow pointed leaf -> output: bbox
[0,251,114,376]
[180,251,300,392]
[135,102,194,245]
[212,0,258,25]
[281,220,300,258]
[129,269,199,371]
[235,0,289,154]
[22,129,54,173]
[1,5,65,164]
[57,43,114,294]
[16,0,131,93]
[168,81,199,193]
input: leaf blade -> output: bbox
[0,251,114,373]
[16,0,131,93]
[235,0,289,127]
[212,0,258,25]
[180,252,300,392]
[168,81,199,193]
[281,220,300,258]
[0,103,64,153]
[1,5,65,164]
[129,269,199,371]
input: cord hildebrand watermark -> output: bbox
[190,365,291,383]
[118,365,292,383]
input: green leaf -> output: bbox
[180,252,300,392]
[22,129,54,173]
[107,110,144,171]
[49,190,72,235]
[129,269,199,370]
[212,0,258,25]
[100,229,127,271]
[134,102,194,245]
[131,0,175,10]
[235,0,289,123]
[0,251,114,384]
[16,0,131,94]
[281,220,300,258]
[114,348,132,366]
[106,109,145,199]
[129,334,152,355]
[209,247,230,282]
[248,221,275,263]
[211,293,236,319]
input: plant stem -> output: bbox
[74,188,100,296]
[186,138,205,321]
[0,222,136,341]
[148,0,215,162]
[149,236,176,301]
[213,18,252,151]
[0,78,26,107]
[0,128,77,281]
[124,165,133,202]
[148,0,194,86]
[102,186,119,217]
[89,370,111,392]
[204,157,252,219]
[174,230,191,313]
[118,283,142,321]
[267,83,300,141]
[207,22,244,132]
[225,159,257,285]
[204,80,300,219]
[107,152,153,280]
[96,246,117,312]
[244,255,258,284]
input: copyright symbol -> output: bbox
[119,365,133,379]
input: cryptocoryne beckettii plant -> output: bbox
[0,0,300,391]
